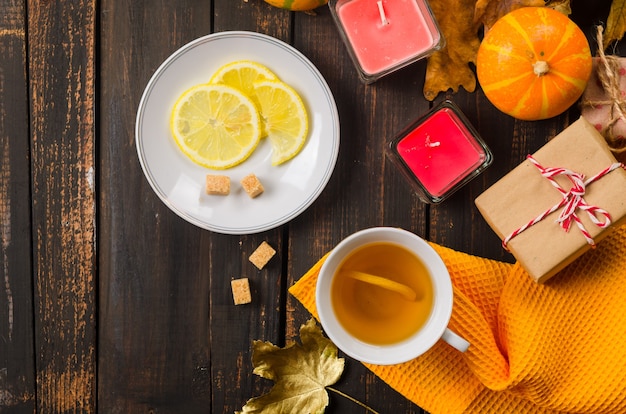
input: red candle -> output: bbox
[329,0,443,83]
[388,101,492,203]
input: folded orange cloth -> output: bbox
[288,225,626,413]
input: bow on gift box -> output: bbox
[503,155,625,249]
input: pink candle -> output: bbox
[330,0,443,83]
[388,101,493,203]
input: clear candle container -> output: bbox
[329,0,444,84]
[387,100,493,204]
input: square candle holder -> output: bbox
[329,0,444,84]
[387,100,493,204]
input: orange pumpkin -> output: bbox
[476,7,592,121]
[264,0,328,11]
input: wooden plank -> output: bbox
[26,0,97,411]
[286,6,428,413]
[209,3,289,413]
[215,0,290,37]
[0,0,36,411]
[97,0,214,412]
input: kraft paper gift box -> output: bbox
[475,117,626,283]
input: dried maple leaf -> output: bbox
[237,318,345,414]
[423,0,481,101]
[475,0,546,33]
[545,0,572,15]
[604,0,626,49]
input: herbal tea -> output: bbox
[330,242,434,345]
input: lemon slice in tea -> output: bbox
[170,84,261,169]
[253,80,309,166]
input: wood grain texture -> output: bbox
[98,0,214,411]
[27,0,97,411]
[0,0,36,411]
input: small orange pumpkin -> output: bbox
[476,7,592,121]
[264,0,328,11]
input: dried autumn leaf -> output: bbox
[423,0,481,101]
[545,0,572,15]
[475,0,546,33]
[604,0,626,49]
[237,318,345,414]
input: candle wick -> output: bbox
[377,0,389,25]
[425,136,440,148]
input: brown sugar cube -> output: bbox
[249,241,276,270]
[205,174,230,195]
[231,278,252,305]
[240,173,264,198]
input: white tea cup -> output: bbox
[316,227,469,365]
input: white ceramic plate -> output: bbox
[136,31,340,234]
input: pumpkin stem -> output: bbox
[533,60,550,76]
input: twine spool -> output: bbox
[580,26,626,154]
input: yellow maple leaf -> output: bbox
[237,319,346,414]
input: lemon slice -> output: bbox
[342,270,418,301]
[170,84,261,169]
[210,60,279,136]
[253,80,309,166]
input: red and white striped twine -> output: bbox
[502,155,625,250]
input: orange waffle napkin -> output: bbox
[289,224,626,413]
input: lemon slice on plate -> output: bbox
[254,80,309,166]
[170,83,261,169]
[210,60,279,136]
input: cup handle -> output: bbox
[441,328,470,352]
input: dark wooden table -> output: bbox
[0,1,617,412]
